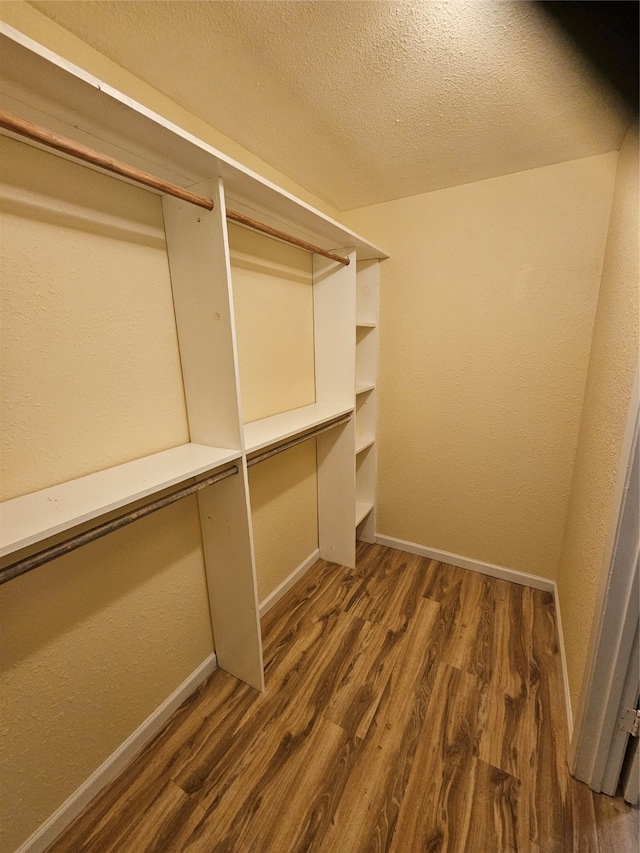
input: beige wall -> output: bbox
[248,441,319,604]
[344,154,618,578]
[556,125,639,715]
[0,135,190,498]
[0,138,213,852]
[229,224,319,603]
[228,223,315,424]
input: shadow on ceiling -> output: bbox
[536,0,639,114]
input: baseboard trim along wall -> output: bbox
[374,533,573,736]
[16,652,218,853]
[259,548,321,619]
[374,534,555,591]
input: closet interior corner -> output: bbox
[0,24,387,691]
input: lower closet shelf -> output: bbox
[355,501,374,526]
[0,443,241,557]
[243,402,354,454]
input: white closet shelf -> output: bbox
[356,322,377,329]
[356,436,375,455]
[0,25,388,264]
[243,403,354,454]
[356,382,376,395]
[0,443,241,557]
[355,501,374,526]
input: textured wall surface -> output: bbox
[229,223,318,601]
[556,125,639,715]
[0,137,213,852]
[0,135,189,499]
[344,154,617,578]
[24,0,629,209]
[228,223,315,424]
[248,440,319,604]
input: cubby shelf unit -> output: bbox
[354,260,380,543]
[0,23,387,692]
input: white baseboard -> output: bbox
[552,582,574,738]
[373,534,573,736]
[259,549,320,619]
[374,534,555,592]
[16,652,218,853]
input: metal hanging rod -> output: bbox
[247,414,352,469]
[225,209,350,266]
[0,110,215,210]
[0,110,350,266]
[0,464,239,587]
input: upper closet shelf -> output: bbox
[244,403,353,455]
[0,24,387,263]
[0,443,240,558]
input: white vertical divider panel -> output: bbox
[314,249,356,568]
[162,179,242,449]
[197,471,264,691]
[163,179,263,690]
[356,259,380,325]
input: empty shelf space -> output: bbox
[356,436,375,454]
[0,443,241,557]
[355,501,374,526]
[243,403,354,454]
[356,382,376,395]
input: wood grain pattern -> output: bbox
[45,544,638,853]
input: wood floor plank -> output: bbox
[316,596,442,853]
[216,718,362,853]
[593,790,639,852]
[528,590,573,852]
[182,610,367,820]
[490,582,535,698]
[388,661,485,852]
[261,558,358,670]
[344,545,411,624]
[172,593,359,808]
[440,569,498,683]
[422,559,468,603]
[322,617,406,738]
[347,549,431,635]
[477,683,534,782]
[463,758,531,853]
[567,777,601,853]
[44,669,247,853]
[99,780,206,853]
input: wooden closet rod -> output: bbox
[0,111,350,265]
[225,210,350,266]
[0,110,214,210]
[0,111,349,266]
[0,464,239,586]
[247,414,352,469]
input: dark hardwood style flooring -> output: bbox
[46,543,638,852]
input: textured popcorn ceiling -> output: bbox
[27,0,630,211]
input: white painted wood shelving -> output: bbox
[355,260,380,544]
[0,24,386,691]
